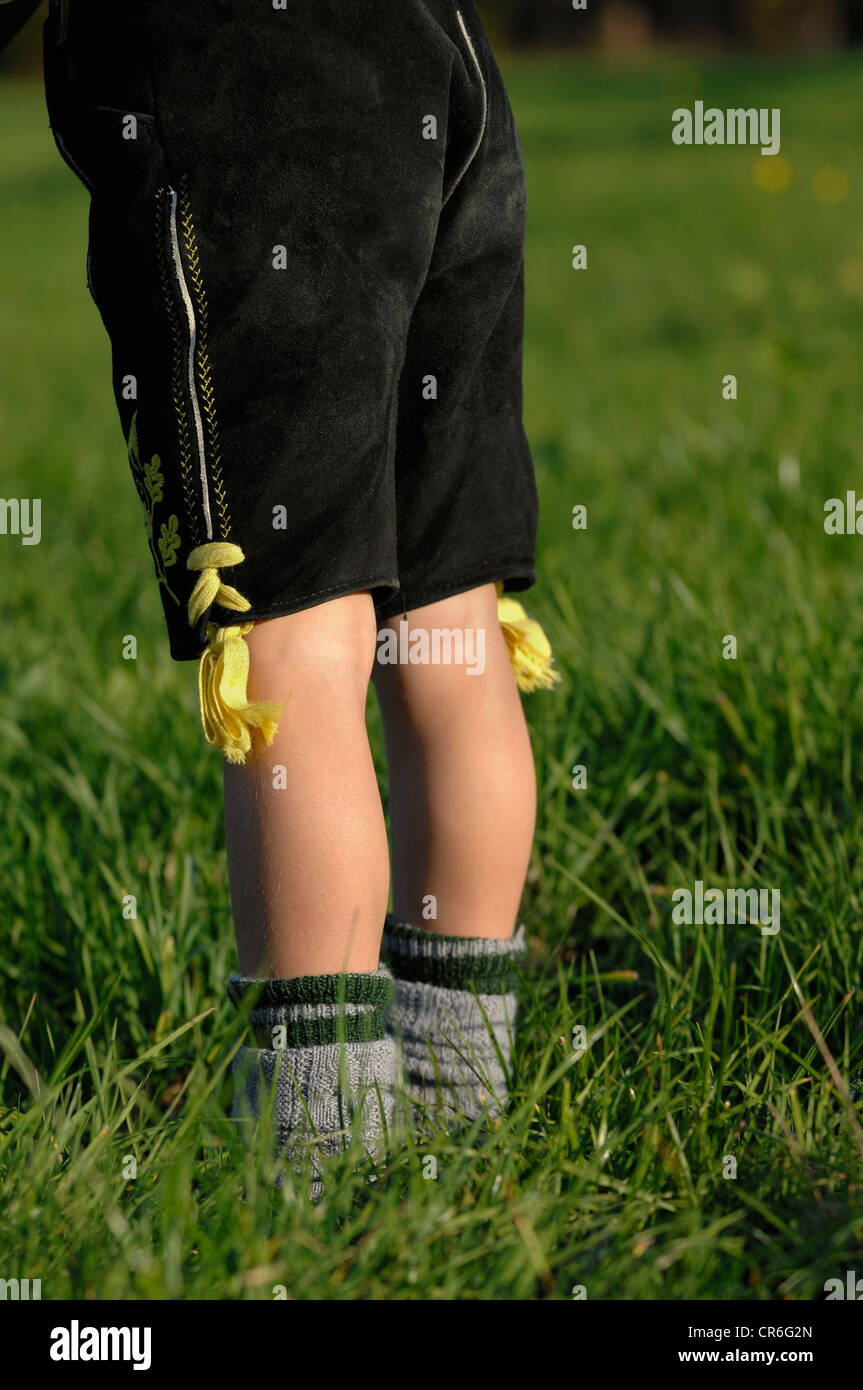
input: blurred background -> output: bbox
[5,0,863,66]
[1,0,862,1300]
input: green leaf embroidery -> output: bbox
[127,411,181,605]
[144,454,165,505]
[158,515,181,568]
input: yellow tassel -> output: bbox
[496,583,560,692]
[197,620,283,764]
[187,541,250,626]
[187,542,284,763]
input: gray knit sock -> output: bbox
[227,967,397,1193]
[382,916,527,1121]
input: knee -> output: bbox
[372,584,509,715]
[412,584,499,633]
[245,591,378,699]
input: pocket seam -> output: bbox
[442,8,488,210]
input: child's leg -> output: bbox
[223,591,389,979]
[373,583,536,940]
[373,583,535,1119]
[223,591,396,1187]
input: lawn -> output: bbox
[1,50,862,1299]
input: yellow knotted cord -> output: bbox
[187,542,283,763]
[496,582,560,692]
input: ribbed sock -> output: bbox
[227,967,397,1192]
[382,916,527,1121]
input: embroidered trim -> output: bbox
[127,411,182,606]
[155,187,201,547]
[152,181,284,761]
[177,177,231,538]
[443,9,489,209]
[163,186,214,540]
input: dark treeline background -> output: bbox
[2,0,863,74]
[492,0,863,49]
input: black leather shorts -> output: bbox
[43,0,538,663]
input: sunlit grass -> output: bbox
[1,55,862,1298]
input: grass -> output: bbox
[1,50,863,1300]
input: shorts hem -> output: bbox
[373,560,537,621]
[237,575,401,626]
[171,574,401,661]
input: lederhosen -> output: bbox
[42,0,554,761]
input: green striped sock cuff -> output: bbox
[381,915,527,992]
[226,968,393,1050]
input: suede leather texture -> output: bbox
[42,0,538,660]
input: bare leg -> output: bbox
[223,591,389,977]
[372,583,536,939]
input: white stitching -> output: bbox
[166,186,213,540]
[443,9,489,209]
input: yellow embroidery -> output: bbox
[128,412,181,605]
[151,179,284,763]
[155,186,201,547]
[178,177,231,537]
